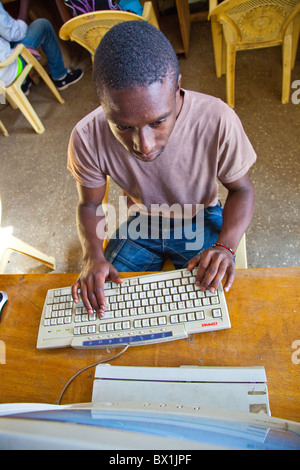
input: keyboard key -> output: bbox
[195,311,205,320]
[212,308,222,318]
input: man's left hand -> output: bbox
[188,246,235,293]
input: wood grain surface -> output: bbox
[0,268,299,422]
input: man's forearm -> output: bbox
[77,203,106,262]
[18,0,30,22]
[218,179,255,252]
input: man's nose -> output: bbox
[133,128,155,155]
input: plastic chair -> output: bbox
[59,2,159,59]
[0,44,65,134]
[0,119,9,136]
[0,199,56,273]
[209,0,300,107]
[102,177,247,270]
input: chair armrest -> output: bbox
[0,44,25,69]
[209,0,219,15]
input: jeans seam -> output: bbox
[106,238,126,264]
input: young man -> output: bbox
[0,0,83,91]
[68,21,256,317]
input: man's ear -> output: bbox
[176,74,182,94]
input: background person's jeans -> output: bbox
[104,204,223,272]
[14,19,67,80]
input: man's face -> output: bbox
[101,75,182,162]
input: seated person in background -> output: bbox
[67,21,256,317]
[0,0,83,92]
[63,0,143,17]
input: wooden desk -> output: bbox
[0,268,299,422]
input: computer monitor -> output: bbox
[0,402,299,450]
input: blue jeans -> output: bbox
[14,19,67,80]
[105,204,223,272]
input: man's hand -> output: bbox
[188,246,235,293]
[72,258,123,317]
[72,182,115,317]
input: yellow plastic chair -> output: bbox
[0,199,56,273]
[0,119,9,136]
[59,2,159,60]
[0,44,64,134]
[209,0,300,107]
[102,177,247,270]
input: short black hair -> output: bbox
[93,21,180,98]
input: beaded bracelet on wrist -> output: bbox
[212,242,235,257]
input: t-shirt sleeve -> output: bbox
[217,107,257,184]
[0,5,27,42]
[67,126,107,188]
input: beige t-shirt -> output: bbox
[67,90,256,213]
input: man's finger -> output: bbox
[79,280,94,315]
[72,280,81,304]
[223,265,235,292]
[187,254,201,271]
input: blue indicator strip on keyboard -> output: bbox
[82,331,173,347]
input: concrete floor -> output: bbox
[1,15,299,275]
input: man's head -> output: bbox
[93,20,180,98]
[93,21,182,162]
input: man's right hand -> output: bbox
[71,258,123,317]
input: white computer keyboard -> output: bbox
[36,268,231,350]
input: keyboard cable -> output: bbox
[56,344,129,405]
